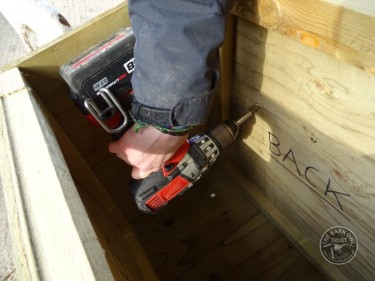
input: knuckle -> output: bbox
[137,162,153,172]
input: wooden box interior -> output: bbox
[2,1,374,280]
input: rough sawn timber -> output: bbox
[0,67,159,280]
[1,1,374,280]
[230,6,375,281]
[232,0,375,75]
[0,68,114,281]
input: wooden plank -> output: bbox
[1,69,43,281]
[0,180,16,281]
[324,0,375,16]
[0,66,148,281]
[0,68,115,281]
[0,65,157,280]
[222,164,347,281]
[78,186,159,281]
[46,100,159,281]
[130,165,326,281]
[215,13,236,122]
[231,17,375,280]
[231,0,375,74]
[0,111,36,281]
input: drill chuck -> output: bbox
[208,104,260,150]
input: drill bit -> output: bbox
[235,104,260,126]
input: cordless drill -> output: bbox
[130,105,259,213]
[59,28,259,214]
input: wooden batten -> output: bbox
[231,0,375,74]
[0,68,115,280]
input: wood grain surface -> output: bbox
[2,4,328,279]
[4,1,374,280]
[47,100,159,281]
[0,181,16,281]
[231,0,375,74]
[1,68,116,281]
[231,16,375,280]
[130,164,326,281]
[1,69,40,281]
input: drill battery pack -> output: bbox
[59,28,135,134]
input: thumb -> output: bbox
[131,167,153,179]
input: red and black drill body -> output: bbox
[129,108,259,214]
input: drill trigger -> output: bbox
[161,141,190,177]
